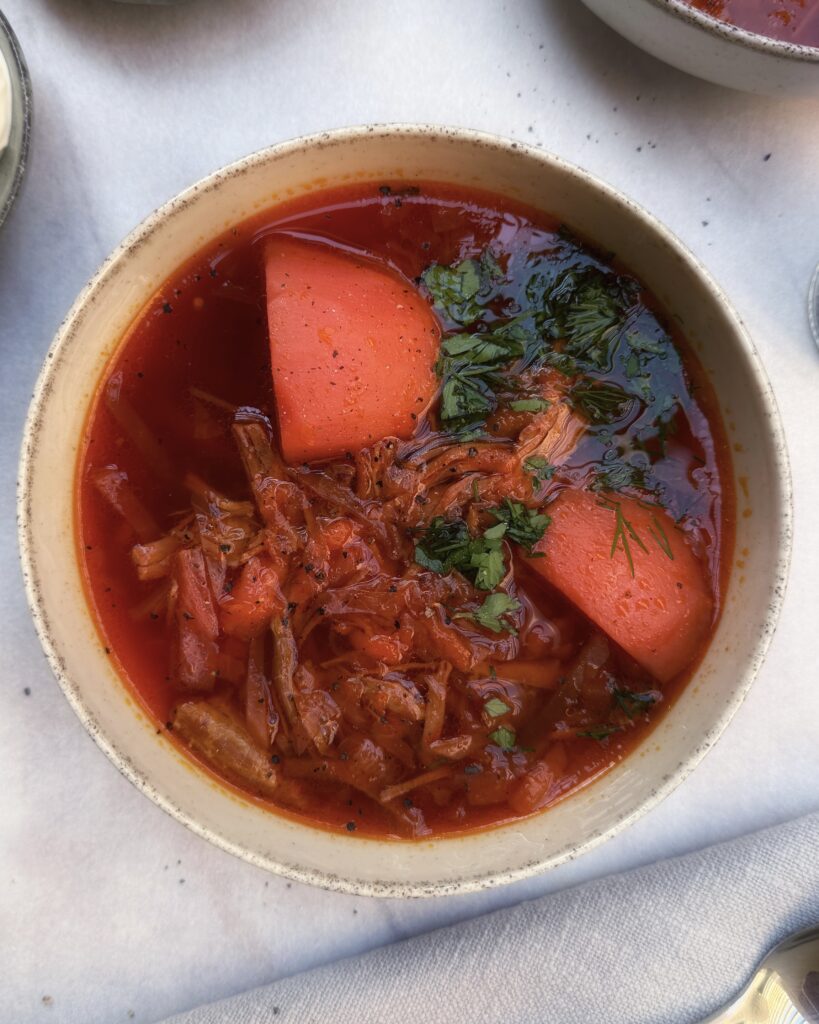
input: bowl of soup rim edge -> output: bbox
[580,0,819,97]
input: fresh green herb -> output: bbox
[561,280,625,368]
[591,458,648,494]
[413,517,473,576]
[533,264,640,372]
[439,332,507,362]
[569,379,634,424]
[523,455,556,490]
[542,350,579,378]
[423,250,556,434]
[483,697,512,718]
[426,243,683,514]
[422,250,503,325]
[613,688,659,719]
[648,515,673,559]
[577,724,621,741]
[488,499,550,555]
[414,516,508,591]
[454,593,521,635]
[636,395,679,458]
[604,499,648,578]
[435,328,526,431]
[438,365,496,425]
[472,522,507,590]
[489,726,517,750]
[509,397,551,413]
[488,664,498,680]
[625,328,668,356]
[633,375,654,403]
[598,498,674,578]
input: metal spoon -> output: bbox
[701,925,819,1023]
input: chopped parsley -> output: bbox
[414,516,507,591]
[483,697,512,718]
[509,397,551,413]
[454,593,521,635]
[569,379,634,424]
[422,250,503,326]
[577,724,621,741]
[413,517,472,576]
[523,455,556,490]
[489,726,517,750]
[488,499,550,555]
[471,524,507,591]
[559,275,635,370]
[435,328,526,430]
[591,458,649,494]
[613,687,659,718]
[422,237,690,522]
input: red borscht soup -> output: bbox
[77,182,734,839]
[686,0,819,46]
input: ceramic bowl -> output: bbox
[0,9,32,230]
[581,0,819,97]
[18,125,791,897]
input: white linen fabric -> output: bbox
[159,813,819,1024]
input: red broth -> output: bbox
[686,0,819,45]
[77,181,734,839]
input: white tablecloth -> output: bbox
[1,2,816,1022]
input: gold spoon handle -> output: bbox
[700,927,819,1024]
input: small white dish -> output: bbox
[0,10,31,231]
[581,0,819,97]
[18,125,792,896]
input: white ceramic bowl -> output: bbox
[581,0,819,97]
[18,125,791,896]
[0,9,32,230]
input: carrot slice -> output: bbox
[264,235,441,463]
[527,489,713,683]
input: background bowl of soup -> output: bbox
[580,0,819,97]
[0,9,32,231]
[18,125,791,896]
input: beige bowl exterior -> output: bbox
[581,0,819,97]
[18,125,791,897]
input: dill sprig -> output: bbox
[597,498,674,577]
[569,379,634,424]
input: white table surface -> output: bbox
[1,1,817,1022]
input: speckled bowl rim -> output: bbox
[648,0,819,62]
[0,9,32,230]
[18,124,793,897]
